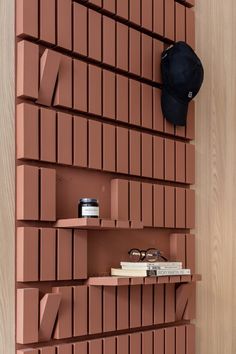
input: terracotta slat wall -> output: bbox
[16,0,197,352]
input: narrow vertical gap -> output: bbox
[101,286,104,333]
[72,284,74,340]
[87,287,90,335]
[101,121,104,170]
[72,229,75,279]
[87,118,89,167]
[71,0,74,53]
[38,0,41,39]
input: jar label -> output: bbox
[81,206,99,217]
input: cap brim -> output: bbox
[161,88,188,126]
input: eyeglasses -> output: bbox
[128,248,168,263]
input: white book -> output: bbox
[111,268,191,277]
[120,261,182,270]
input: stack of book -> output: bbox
[111,261,191,277]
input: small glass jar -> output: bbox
[78,198,99,218]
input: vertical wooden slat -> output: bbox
[130,333,141,354]
[153,39,164,83]
[40,228,56,281]
[186,189,195,229]
[88,9,102,61]
[103,337,116,354]
[129,0,141,25]
[164,186,175,228]
[165,284,175,323]
[175,3,185,41]
[175,141,186,183]
[153,184,164,227]
[103,123,116,172]
[39,293,61,342]
[175,188,186,229]
[154,284,165,324]
[73,3,87,55]
[153,88,164,132]
[89,287,102,334]
[186,8,195,49]
[16,0,38,39]
[153,0,164,35]
[40,108,56,163]
[16,288,39,344]
[141,83,153,129]
[54,55,72,108]
[129,130,141,176]
[88,65,102,115]
[164,0,175,41]
[40,0,56,44]
[141,33,153,80]
[186,144,195,184]
[103,70,116,119]
[154,328,164,354]
[103,17,115,66]
[186,324,195,354]
[129,181,141,221]
[170,233,186,268]
[40,167,56,221]
[165,327,175,354]
[186,234,195,273]
[73,342,88,354]
[52,286,72,339]
[17,165,39,221]
[142,285,153,326]
[57,344,72,354]
[141,0,152,30]
[73,285,88,336]
[17,103,39,160]
[186,101,195,140]
[130,285,142,328]
[17,227,39,282]
[103,287,116,332]
[73,230,88,279]
[176,325,186,354]
[142,182,153,227]
[165,139,175,181]
[117,334,129,354]
[129,29,141,76]
[88,120,102,170]
[117,286,129,330]
[73,60,88,112]
[111,179,129,221]
[142,331,153,354]
[17,40,39,99]
[57,112,72,165]
[57,229,72,280]
[142,133,153,178]
[153,136,164,180]
[129,80,141,126]
[117,127,129,174]
[117,23,128,71]
[73,116,88,168]
[116,0,129,19]
[57,0,72,50]
[117,75,129,123]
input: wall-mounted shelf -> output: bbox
[54,218,143,230]
[86,274,202,286]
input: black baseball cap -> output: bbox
[161,41,204,126]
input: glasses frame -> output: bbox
[128,248,168,262]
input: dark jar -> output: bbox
[78,198,99,218]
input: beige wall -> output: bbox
[196,0,236,353]
[0,0,15,353]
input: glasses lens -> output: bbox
[129,249,141,262]
[145,249,161,262]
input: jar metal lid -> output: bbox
[79,198,98,203]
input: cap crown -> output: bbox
[162,42,204,103]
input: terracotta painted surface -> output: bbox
[15,0,197,353]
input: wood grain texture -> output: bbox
[0,0,15,352]
[196,1,236,353]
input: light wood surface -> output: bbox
[0,0,15,353]
[195,1,236,353]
